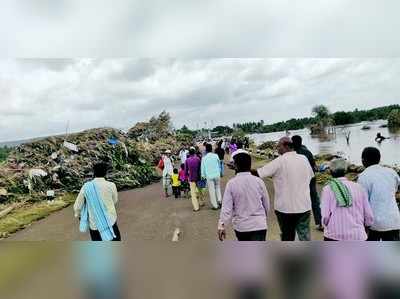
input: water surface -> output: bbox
[250,120,400,166]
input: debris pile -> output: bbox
[127,111,186,164]
[257,141,277,151]
[254,141,278,160]
[128,111,173,142]
[136,137,183,164]
[0,128,159,201]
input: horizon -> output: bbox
[0,103,397,144]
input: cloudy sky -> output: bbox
[1,58,399,141]
[1,1,400,57]
[1,1,399,141]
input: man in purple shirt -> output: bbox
[218,150,270,241]
[185,147,203,212]
[321,158,374,241]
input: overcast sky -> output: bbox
[1,0,400,57]
[1,58,399,141]
[1,1,399,141]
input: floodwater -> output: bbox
[250,120,400,166]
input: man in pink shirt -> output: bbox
[255,137,314,241]
[321,158,374,241]
[218,150,270,241]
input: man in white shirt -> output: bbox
[358,147,400,241]
[162,150,174,197]
[74,162,121,241]
[255,137,314,241]
[179,147,189,165]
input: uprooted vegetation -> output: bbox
[248,141,278,160]
[0,112,191,237]
[0,111,189,205]
[0,128,159,201]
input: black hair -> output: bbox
[180,163,185,169]
[281,140,294,149]
[205,143,213,153]
[93,162,108,178]
[173,168,179,174]
[203,142,207,146]
[233,153,252,172]
[237,141,243,149]
[331,169,346,178]
[292,135,303,149]
[362,147,381,166]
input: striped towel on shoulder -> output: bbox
[79,180,116,241]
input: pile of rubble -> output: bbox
[136,136,185,164]
[128,111,173,142]
[257,141,277,151]
[0,128,159,203]
[250,141,278,160]
[128,111,188,164]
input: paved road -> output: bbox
[8,166,323,241]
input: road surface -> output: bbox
[7,166,323,241]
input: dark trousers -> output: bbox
[90,223,122,241]
[172,186,181,198]
[324,237,338,241]
[236,284,265,299]
[310,178,322,226]
[275,211,311,241]
[235,230,267,241]
[367,229,400,241]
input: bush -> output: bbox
[388,109,400,128]
[0,147,11,163]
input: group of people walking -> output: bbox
[72,134,399,242]
[183,142,226,211]
[218,136,400,241]
[157,141,227,211]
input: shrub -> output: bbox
[388,109,400,128]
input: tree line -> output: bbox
[220,104,400,134]
[177,104,400,137]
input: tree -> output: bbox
[213,126,233,136]
[388,109,400,128]
[179,125,192,134]
[312,105,330,120]
[176,125,196,141]
[311,105,333,134]
[333,111,355,126]
[232,128,246,139]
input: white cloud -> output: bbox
[1,1,400,57]
[0,58,399,141]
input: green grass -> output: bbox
[0,193,76,238]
